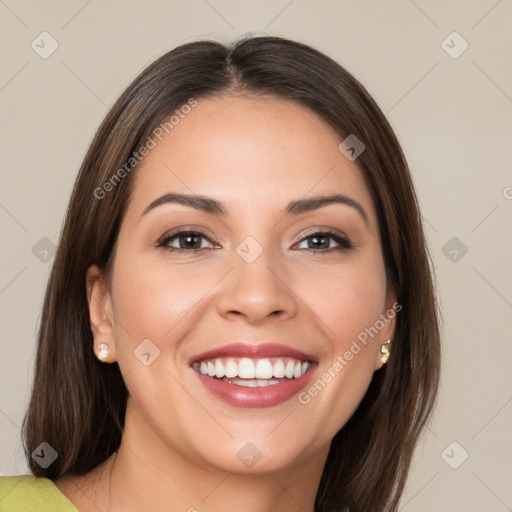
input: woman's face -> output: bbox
[88,94,396,474]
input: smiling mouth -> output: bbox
[192,356,313,387]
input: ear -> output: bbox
[373,289,399,371]
[86,264,117,363]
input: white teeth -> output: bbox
[255,359,274,379]
[195,356,312,380]
[214,359,225,378]
[285,360,295,379]
[224,378,281,387]
[273,359,285,378]
[238,358,256,379]
[225,359,238,378]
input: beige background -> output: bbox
[1,0,511,510]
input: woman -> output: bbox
[0,35,441,511]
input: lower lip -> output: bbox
[193,366,316,408]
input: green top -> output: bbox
[0,475,78,511]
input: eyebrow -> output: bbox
[141,192,368,225]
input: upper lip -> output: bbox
[189,343,317,365]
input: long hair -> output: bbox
[22,35,441,512]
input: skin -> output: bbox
[55,94,396,512]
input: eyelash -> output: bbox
[156,228,352,254]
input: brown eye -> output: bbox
[157,230,216,252]
[295,230,352,252]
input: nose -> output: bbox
[216,247,298,325]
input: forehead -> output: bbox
[126,94,376,225]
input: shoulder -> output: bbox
[0,475,78,511]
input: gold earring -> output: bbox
[380,340,391,364]
[97,344,109,361]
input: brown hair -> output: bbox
[22,35,441,511]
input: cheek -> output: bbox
[111,255,216,342]
[297,264,386,421]
[292,262,387,441]
[302,257,387,346]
